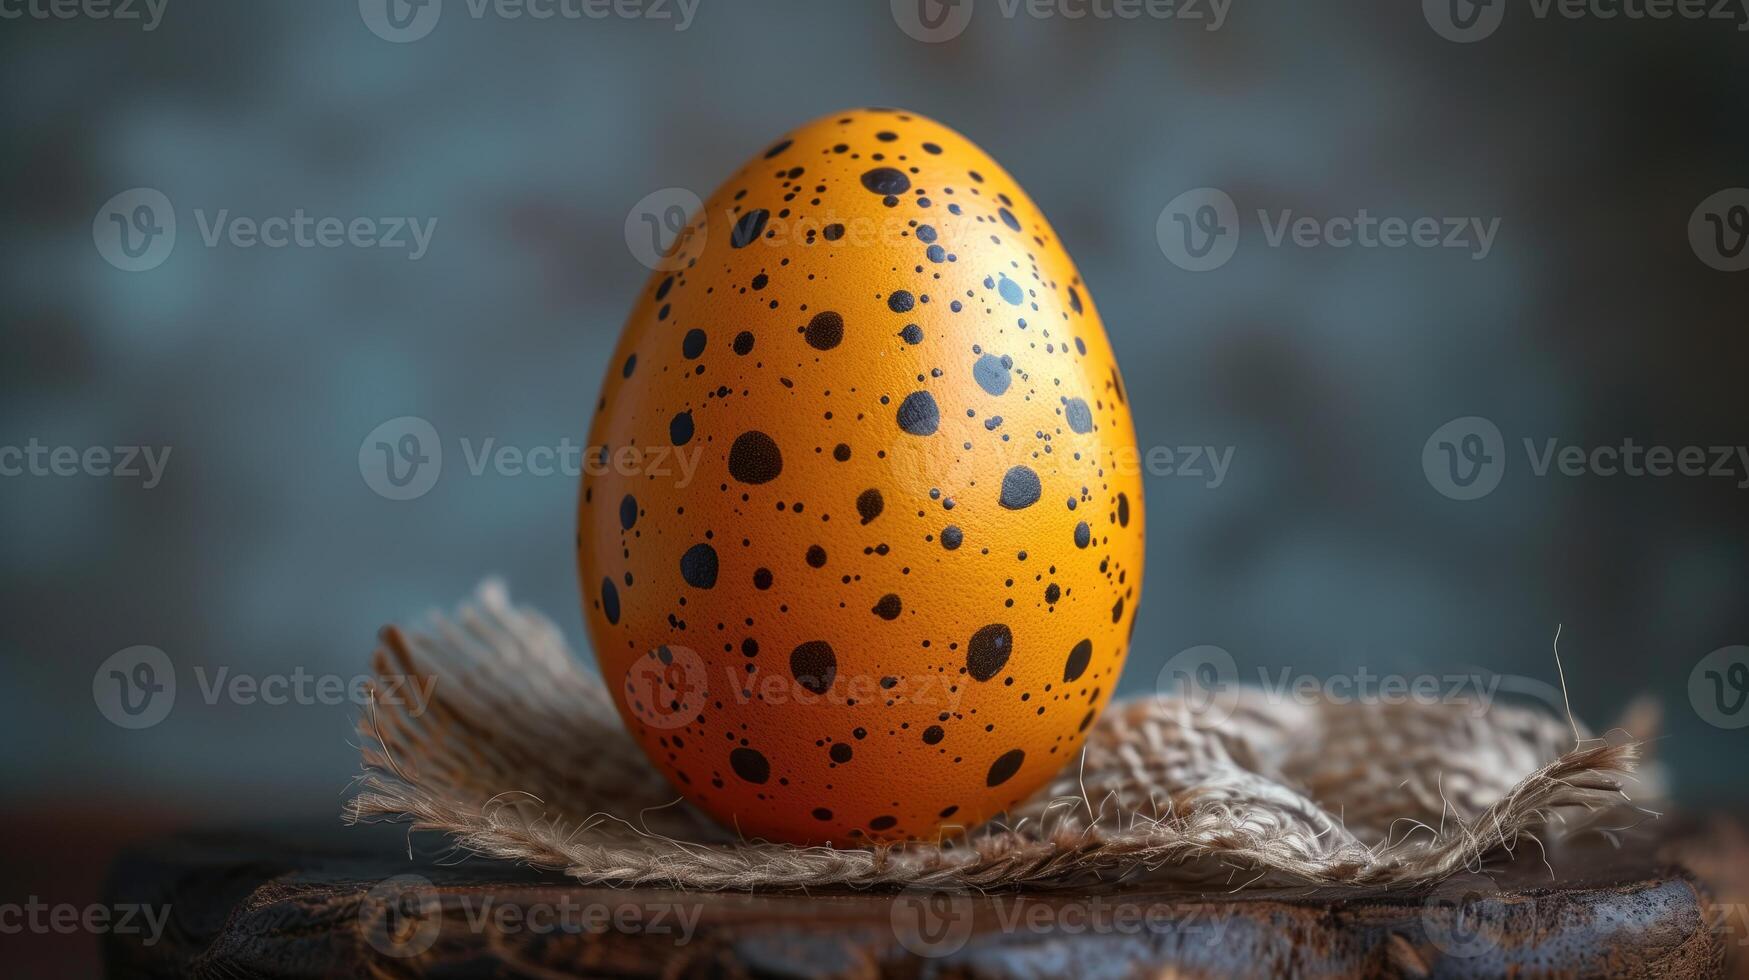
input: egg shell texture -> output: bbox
[578,108,1145,845]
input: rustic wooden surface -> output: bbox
[102,823,1731,979]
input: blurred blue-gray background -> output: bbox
[1,1,1745,959]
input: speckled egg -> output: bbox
[578,108,1144,845]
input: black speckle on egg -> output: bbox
[888,290,915,314]
[999,465,1041,510]
[730,209,769,248]
[899,324,923,345]
[680,543,719,589]
[669,411,695,446]
[1074,521,1091,549]
[1064,398,1093,434]
[830,742,853,763]
[682,328,707,359]
[733,331,755,355]
[1111,596,1125,624]
[986,748,1025,787]
[806,544,827,568]
[897,391,940,436]
[619,494,638,530]
[806,311,844,351]
[856,488,884,524]
[790,640,837,695]
[812,807,833,821]
[922,725,944,745]
[966,624,1013,681]
[600,578,620,625]
[622,354,637,378]
[869,815,897,831]
[861,167,910,196]
[1117,493,1131,527]
[823,223,845,241]
[1064,639,1092,683]
[997,276,1023,306]
[728,431,784,484]
[941,525,964,550]
[974,353,1012,396]
[763,139,792,159]
[998,207,1021,232]
[872,593,902,620]
[753,567,773,590]
[730,747,770,784]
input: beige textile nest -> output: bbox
[346,581,1655,891]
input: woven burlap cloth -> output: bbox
[346,581,1656,891]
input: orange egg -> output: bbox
[578,108,1144,845]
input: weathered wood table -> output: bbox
[103,822,1736,978]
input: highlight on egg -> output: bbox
[577,107,1145,845]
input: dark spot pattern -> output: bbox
[999,465,1041,509]
[790,640,837,695]
[669,411,695,446]
[872,593,902,620]
[730,747,770,783]
[600,578,620,625]
[974,354,1012,396]
[619,494,638,530]
[861,167,910,195]
[897,391,940,436]
[966,624,1013,681]
[986,749,1025,787]
[682,328,707,359]
[806,311,844,350]
[1064,639,1092,683]
[730,209,769,248]
[856,488,884,524]
[728,430,783,484]
[680,543,719,589]
[1063,398,1093,434]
